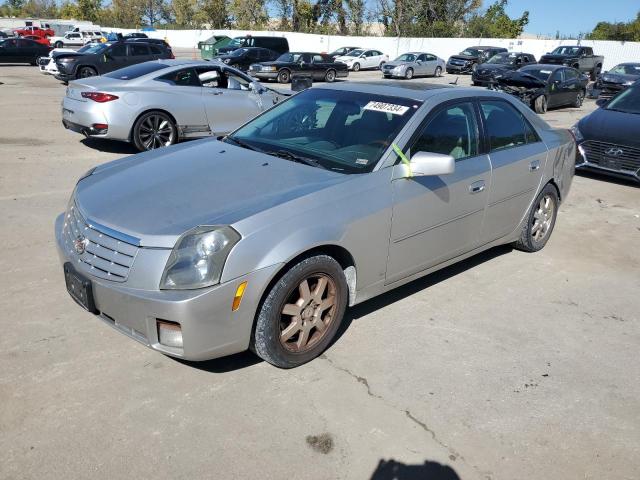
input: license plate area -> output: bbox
[602,156,621,170]
[64,262,98,314]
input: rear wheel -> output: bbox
[573,89,585,108]
[434,66,442,77]
[252,255,348,368]
[132,111,177,152]
[534,95,548,114]
[404,68,414,80]
[277,69,290,84]
[352,62,360,72]
[77,66,97,79]
[324,69,336,82]
[514,184,559,252]
[54,41,63,48]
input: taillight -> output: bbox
[81,92,119,103]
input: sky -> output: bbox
[491,0,639,37]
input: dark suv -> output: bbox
[218,47,280,71]
[446,46,508,74]
[216,36,289,56]
[54,41,173,81]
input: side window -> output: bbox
[300,53,312,63]
[313,54,324,63]
[426,54,437,61]
[158,68,200,87]
[480,100,529,151]
[550,69,564,83]
[246,49,259,60]
[70,33,80,39]
[109,44,126,57]
[416,54,427,62]
[196,67,225,88]
[365,51,373,57]
[130,44,149,56]
[149,45,162,55]
[564,68,578,81]
[226,70,252,90]
[412,102,479,161]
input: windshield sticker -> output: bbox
[540,70,552,74]
[363,101,409,115]
[355,158,369,165]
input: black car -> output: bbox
[446,46,507,74]
[491,64,588,114]
[573,81,640,184]
[54,41,173,81]
[0,37,50,65]
[327,46,359,61]
[217,36,289,56]
[248,52,349,83]
[589,63,640,99]
[218,47,279,71]
[472,52,537,86]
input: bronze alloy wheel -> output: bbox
[279,274,337,353]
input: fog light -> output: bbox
[157,320,183,348]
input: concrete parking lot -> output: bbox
[1,56,639,480]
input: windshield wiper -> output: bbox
[224,135,263,152]
[265,149,328,170]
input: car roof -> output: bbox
[469,46,505,49]
[317,81,456,101]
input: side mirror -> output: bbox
[360,54,365,58]
[596,98,608,107]
[407,151,455,177]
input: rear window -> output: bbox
[104,62,170,80]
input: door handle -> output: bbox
[529,160,541,171]
[469,180,485,194]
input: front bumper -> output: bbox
[446,63,472,74]
[251,71,279,80]
[576,142,640,183]
[55,213,282,361]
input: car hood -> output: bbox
[497,71,547,88]
[255,60,293,67]
[334,55,357,62]
[600,73,640,84]
[54,52,84,60]
[74,139,348,248]
[578,107,640,150]
[449,54,476,61]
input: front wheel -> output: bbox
[434,66,442,77]
[132,111,177,152]
[352,62,360,72]
[324,69,336,82]
[252,255,348,368]
[590,66,601,81]
[77,66,97,78]
[277,69,290,84]
[514,184,559,252]
[404,68,414,80]
[573,90,585,108]
[534,95,548,114]
[54,41,63,48]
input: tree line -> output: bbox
[587,12,640,42]
[1,0,534,37]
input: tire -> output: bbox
[514,184,559,253]
[352,62,360,72]
[573,89,585,108]
[277,69,290,84]
[324,69,336,82]
[404,68,414,80]
[471,63,478,73]
[378,61,386,70]
[472,81,480,86]
[54,41,63,48]
[534,95,548,114]
[77,66,97,79]
[30,56,38,66]
[132,111,178,152]
[590,65,601,81]
[252,255,348,368]
[434,66,442,77]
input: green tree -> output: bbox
[587,12,640,41]
[465,0,529,38]
[76,0,102,21]
[229,0,268,28]
[195,0,229,28]
[172,0,198,26]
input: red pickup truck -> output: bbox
[14,25,55,38]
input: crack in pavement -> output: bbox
[320,354,492,480]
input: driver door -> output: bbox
[386,100,491,285]
[199,66,265,135]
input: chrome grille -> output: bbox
[581,141,640,173]
[62,203,139,282]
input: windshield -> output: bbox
[226,88,421,174]
[552,46,580,56]
[105,62,170,80]
[609,64,640,76]
[521,67,553,81]
[461,48,480,56]
[344,49,364,57]
[229,48,248,57]
[487,53,516,64]
[277,53,302,62]
[229,37,248,48]
[395,53,416,62]
[606,85,640,114]
[81,43,109,55]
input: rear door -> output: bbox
[387,100,491,283]
[477,99,546,243]
[127,43,151,69]
[561,68,581,106]
[17,39,39,62]
[105,43,128,71]
[421,53,438,75]
[1,39,21,62]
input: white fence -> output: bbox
[113,28,640,70]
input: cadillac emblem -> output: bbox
[74,235,88,255]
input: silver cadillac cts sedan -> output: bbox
[55,82,575,368]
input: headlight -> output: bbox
[570,123,584,142]
[262,66,277,72]
[160,226,241,290]
[393,65,405,72]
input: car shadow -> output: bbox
[81,137,138,154]
[576,169,639,188]
[330,245,513,348]
[370,458,461,480]
[172,350,262,373]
